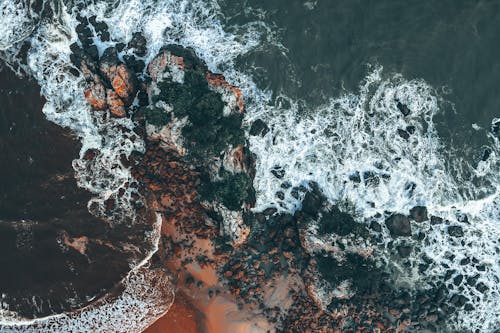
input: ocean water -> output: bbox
[0,0,498,331]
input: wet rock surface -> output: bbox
[385,213,412,237]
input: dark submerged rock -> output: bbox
[363,171,380,186]
[270,166,285,179]
[406,125,416,134]
[370,220,382,232]
[317,207,356,236]
[249,119,270,137]
[481,148,492,161]
[348,171,361,183]
[396,100,411,116]
[410,206,428,222]
[385,214,412,237]
[447,225,464,238]
[397,245,412,258]
[397,128,410,140]
[450,294,468,308]
[316,253,386,294]
[475,282,489,293]
[128,32,148,57]
[430,215,443,225]
[300,183,325,216]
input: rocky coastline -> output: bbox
[1,13,490,333]
[70,16,482,332]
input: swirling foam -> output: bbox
[247,67,499,331]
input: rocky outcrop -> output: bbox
[385,213,412,237]
[71,20,138,118]
[410,205,428,222]
[69,32,428,332]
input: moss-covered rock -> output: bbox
[155,68,244,161]
[143,106,171,127]
[199,171,253,211]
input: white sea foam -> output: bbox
[247,68,499,331]
[0,266,175,333]
[0,0,37,50]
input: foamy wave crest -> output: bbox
[78,0,265,87]
[0,266,175,333]
[247,67,499,331]
[0,0,37,50]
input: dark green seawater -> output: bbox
[222,0,499,158]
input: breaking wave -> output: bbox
[248,68,499,331]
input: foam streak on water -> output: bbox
[248,67,499,331]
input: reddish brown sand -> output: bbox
[144,216,272,333]
[144,295,200,333]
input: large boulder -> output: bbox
[385,214,412,237]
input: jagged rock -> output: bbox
[76,45,137,117]
[99,48,137,105]
[385,214,412,237]
[396,101,411,116]
[249,119,269,137]
[410,206,428,222]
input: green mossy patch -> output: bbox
[143,106,171,127]
[156,69,244,160]
[316,253,387,294]
[199,171,253,211]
